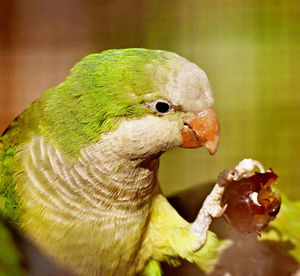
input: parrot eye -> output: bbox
[147,99,172,114]
[155,101,170,113]
[145,99,173,114]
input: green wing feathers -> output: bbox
[0,133,21,225]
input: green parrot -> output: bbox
[0,48,230,275]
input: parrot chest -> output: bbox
[16,137,160,275]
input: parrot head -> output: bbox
[38,48,219,160]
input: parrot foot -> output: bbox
[190,159,266,251]
[207,203,227,218]
[190,170,231,250]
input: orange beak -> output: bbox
[180,108,220,155]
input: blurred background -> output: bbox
[1,0,299,200]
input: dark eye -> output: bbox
[145,99,173,114]
[155,101,171,113]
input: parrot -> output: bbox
[0,48,231,275]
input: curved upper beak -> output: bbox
[180,108,220,155]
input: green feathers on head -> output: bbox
[38,48,178,157]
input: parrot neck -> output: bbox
[79,138,161,214]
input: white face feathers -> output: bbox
[96,115,183,160]
[164,55,214,113]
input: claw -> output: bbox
[220,204,228,216]
[217,169,239,186]
[192,234,208,252]
[208,203,227,218]
[235,159,265,177]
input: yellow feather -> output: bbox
[138,195,231,273]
